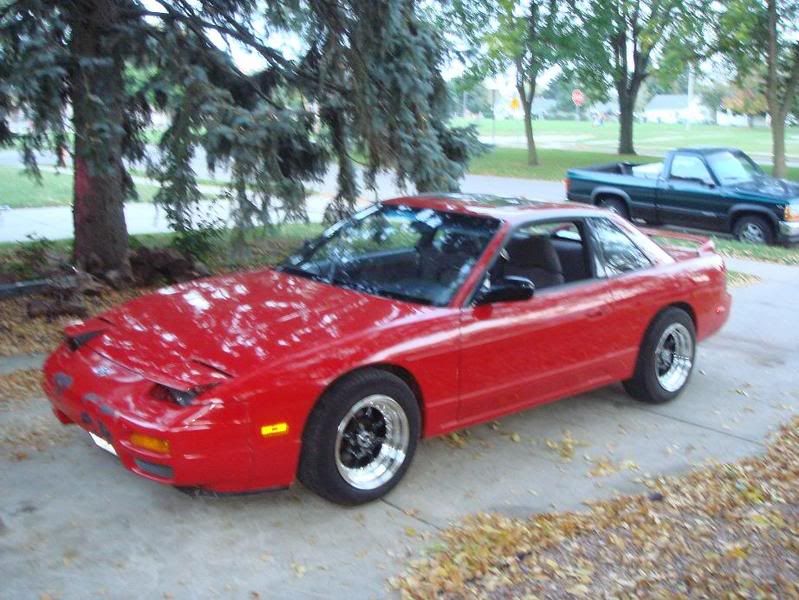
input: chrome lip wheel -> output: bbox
[655,323,694,392]
[741,223,766,244]
[335,394,409,491]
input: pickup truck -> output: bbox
[565,147,799,245]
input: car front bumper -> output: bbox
[778,221,799,243]
[42,343,288,494]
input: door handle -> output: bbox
[587,307,605,319]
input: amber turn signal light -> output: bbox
[130,433,170,454]
[260,422,289,437]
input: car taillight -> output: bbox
[563,178,571,194]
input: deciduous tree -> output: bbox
[573,0,710,154]
[451,0,575,166]
[716,0,799,177]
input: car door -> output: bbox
[585,216,667,381]
[657,153,727,231]
[456,220,617,426]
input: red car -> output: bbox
[43,194,731,504]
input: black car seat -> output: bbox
[504,235,565,289]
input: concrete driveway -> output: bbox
[1,257,797,599]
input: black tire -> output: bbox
[623,307,696,404]
[298,369,420,505]
[732,214,774,245]
[597,196,630,220]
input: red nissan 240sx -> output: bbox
[43,194,731,504]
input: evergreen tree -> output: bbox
[0,1,481,276]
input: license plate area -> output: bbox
[89,432,117,456]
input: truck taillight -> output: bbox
[563,178,571,194]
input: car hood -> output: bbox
[85,269,422,387]
[732,176,799,202]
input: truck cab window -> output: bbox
[669,154,713,185]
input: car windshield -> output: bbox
[706,151,763,185]
[280,204,500,306]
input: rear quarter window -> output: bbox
[590,217,653,276]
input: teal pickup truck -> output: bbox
[566,148,799,245]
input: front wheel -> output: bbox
[733,215,774,245]
[299,369,420,505]
[623,308,696,404]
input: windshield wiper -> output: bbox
[370,288,434,306]
[329,272,380,295]
[277,264,324,282]
[329,273,433,305]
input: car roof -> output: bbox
[382,193,603,225]
[673,147,740,156]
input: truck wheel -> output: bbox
[623,307,696,404]
[733,215,773,245]
[299,369,420,505]
[598,197,629,220]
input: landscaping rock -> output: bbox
[192,261,212,278]
[129,247,205,284]
[26,298,87,319]
[103,268,133,290]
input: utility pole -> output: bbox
[686,63,695,131]
[491,88,497,144]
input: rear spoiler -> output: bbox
[639,227,716,255]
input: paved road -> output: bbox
[0,257,797,599]
[0,156,563,242]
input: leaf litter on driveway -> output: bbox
[395,417,799,598]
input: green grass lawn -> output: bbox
[712,237,799,265]
[468,147,658,180]
[467,146,799,182]
[453,117,799,159]
[0,166,160,208]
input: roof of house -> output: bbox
[645,94,691,111]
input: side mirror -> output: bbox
[475,276,535,305]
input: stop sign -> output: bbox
[571,89,585,107]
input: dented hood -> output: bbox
[82,269,419,387]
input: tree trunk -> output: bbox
[771,113,787,178]
[522,104,539,166]
[68,2,129,276]
[618,95,636,155]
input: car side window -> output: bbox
[487,220,593,292]
[669,154,713,185]
[590,218,652,276]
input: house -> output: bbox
[530,97,557,119]
[643,94,712,124]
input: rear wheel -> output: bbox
[597,197,630,220]
[623,308,696,404]
[733,214,774,245]
[299,369,420,505]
